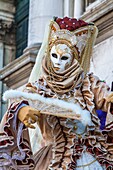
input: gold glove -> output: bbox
[106,92,113,103]
[18,106,40,129]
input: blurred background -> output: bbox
[0,0,113,120]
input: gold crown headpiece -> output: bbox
[47,17,98,74]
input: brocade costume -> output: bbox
[0,17,113,170]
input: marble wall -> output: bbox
[90,36,113,87]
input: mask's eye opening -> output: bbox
[61,56,69,60]
[52,53,57,58]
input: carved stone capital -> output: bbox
[0,19,15,45]
[0,20,14,33]
[0,19,15,35]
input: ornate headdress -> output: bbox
[29,17,98,83]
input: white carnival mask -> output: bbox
[50,44,73,73]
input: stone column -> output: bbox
[0,0,15,121]
[64,0,74,17]
[0,42,8,120]
[0,43,4,69]
[28,0,64,47]
[74,0,85,19]
[0,43,4,120]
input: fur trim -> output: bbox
[3,90,91,126]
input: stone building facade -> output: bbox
[0,0,113,120]
[0,0,15,119]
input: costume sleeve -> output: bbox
[89,74,112,113]
[0,100,35,170]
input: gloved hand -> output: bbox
[18,106,40,129]
[106,92,113,103]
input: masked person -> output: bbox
[0,17,113,170]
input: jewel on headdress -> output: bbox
[55,16,88,31]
